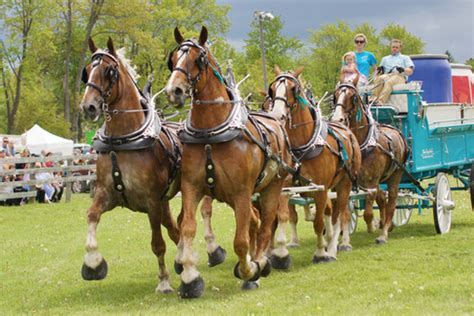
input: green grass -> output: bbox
[1,191,473,315]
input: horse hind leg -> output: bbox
[332,180,352,254]
[363,191,377,233]
[312,191,335,263]
[148,204,173,294]
[232,194,262,290]
[200,195,227,267]
[270,194,292,270]
[81,187,110,281]
[376,170,403,244]
[287,202,300,248]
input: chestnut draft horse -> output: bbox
[80,37,190,294]
[267,66,361,265]
[332,75,408,244]
[166,27,294,298]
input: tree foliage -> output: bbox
[1,2,433,140]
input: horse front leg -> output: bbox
[200,195,227,267]
[312,191,335,263]
[176,186,204,299]
[82,187,111,281]
[148,203,173,294]
[376,171,403,244]
[363,190,377,233]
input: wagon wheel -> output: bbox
[349,200,358,235]
[433,173,455,234]
[392,190,415,227]
[72,172,86,193]
[470,161,474,210]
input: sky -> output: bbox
[217,0,473,63]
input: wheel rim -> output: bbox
[435,174,453,233]
[393,191,414,227]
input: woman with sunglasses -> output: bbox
[354,33,377,86]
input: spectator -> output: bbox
[2,137,16,156]
[34,162,55,203]
[353,33,377,87]
[372,39,414,104]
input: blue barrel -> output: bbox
[408,54,452,103]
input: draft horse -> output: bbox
[267,66,361,264]
[166,27,293,298]
[79,37,184,293]
[332,75,408,244]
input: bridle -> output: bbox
[168,40,212,90]
[268,73,303,110]
[82,51,149,121]
[333,83,366,125]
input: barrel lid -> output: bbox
[410,54,448,60]
[450,63,472,70]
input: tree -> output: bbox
[445,50,456,63]
[378,24,424,57]
[465,58,474,68]
[0,0,38,133]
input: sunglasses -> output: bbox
[355,40,365,44]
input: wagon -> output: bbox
[287,82,474,234]
[365,83,474,233]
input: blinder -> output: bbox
[81,67,88,84]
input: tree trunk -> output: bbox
[62,0,73,123]
[71,0,105,141]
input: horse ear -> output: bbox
[352,73,359,87]
[274,65,282,75]
[107,37,116,56]
[198,26,208,46]
[293,66,304,78]
[174,27,184,44]
[88,37,97,53]
[258,89,267,97]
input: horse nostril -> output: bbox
[174,87,183,96]
[88,105,96,114]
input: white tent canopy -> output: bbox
[21,124,73,156]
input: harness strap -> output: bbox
[157,127,182,200]
[248,115,271,188]
[204,144,216,197]
[110,151,129,207]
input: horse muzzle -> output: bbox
[81,102,100,121]
[166,86,187,108]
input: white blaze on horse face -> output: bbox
[332,92,347,122]
[165,50,190,98]
[272,81,289,122]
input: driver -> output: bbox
[372,39,414,104]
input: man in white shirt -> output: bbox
[373,39,414,103]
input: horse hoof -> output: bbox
[338,244,353,252]
[375,238,387,245]
[161,288,173,295]
[260,260,272,277]
[270,254,291,270]
[241,280,259,290]
[174,261,183,275]
[233,261,261,281]
[208,246,227,267]
[287,241,300,248]
[312,256,336,264]
[178,276,205,299]
[81,259,108,281]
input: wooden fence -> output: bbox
[0,154,96,203]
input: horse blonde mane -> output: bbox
[116,48,139,81]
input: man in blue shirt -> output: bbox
[373,39,414,103]
[354,33,377,85]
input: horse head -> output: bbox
[80,37,125,121]
[331,82,362,126]
[165,26,212,108]
[267,65,305,124]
